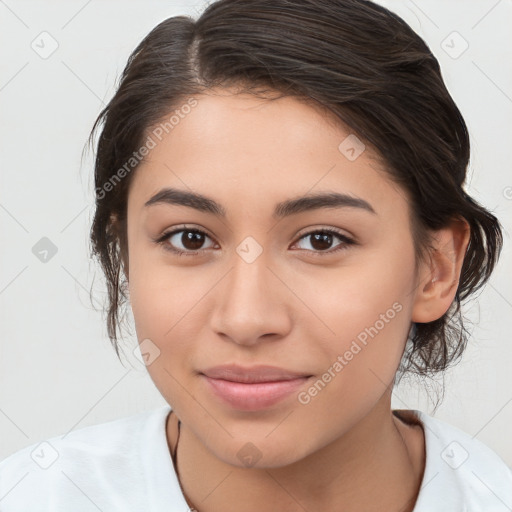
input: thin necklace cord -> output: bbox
[172,415,198,512]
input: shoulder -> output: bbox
[404,410,512,511]
[0,405,172,511]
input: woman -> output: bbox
[1,0,510,510]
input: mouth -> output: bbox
[199,364,313,411]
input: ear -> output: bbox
[411,217,470,323]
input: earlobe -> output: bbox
[411,217,470,323]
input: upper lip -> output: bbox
[200,364,312,383]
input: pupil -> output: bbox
[183,231,204,250]
[311,233,332,251]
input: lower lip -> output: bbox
[202,375,311,411]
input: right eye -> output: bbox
[154,227,217,256]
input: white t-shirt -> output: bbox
[1,405,511,511]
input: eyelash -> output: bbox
[153,225,356,257]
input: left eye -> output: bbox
[293,230,354,253]
[155,228,355,256]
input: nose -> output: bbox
[209,253,293,347]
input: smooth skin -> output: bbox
[122,87,470,512]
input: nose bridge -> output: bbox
[210,242,291,344]
[224,245,273,316]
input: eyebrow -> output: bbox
[144,187,377,218]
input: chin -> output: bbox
[205,434,310,470]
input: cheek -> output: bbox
[294,287,412,437]
[305,238,416,380]
[128,247,214,372]
[130,274,198,343]
[128,262,202,408]
[127,234,192,336]
[307,247,413,329]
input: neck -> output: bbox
[167,393,425,512]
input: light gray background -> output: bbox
[1,0,511,467]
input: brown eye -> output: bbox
[309,232,335,251]
[294,229,354,254]
[155,226,355,257]
[177,230,207,251]
[156,228,215,255]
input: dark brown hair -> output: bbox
[88,0,503,380]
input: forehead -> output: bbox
[127,90,407,220]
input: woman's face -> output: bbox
[126,89,427,467]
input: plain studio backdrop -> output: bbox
[0,0,511,469]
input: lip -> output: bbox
[200,364,313,411]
